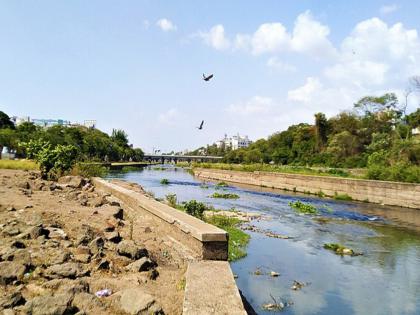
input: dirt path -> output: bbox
[0,169,186,315]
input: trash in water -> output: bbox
[270,271,280,277]
[95,289,112,297]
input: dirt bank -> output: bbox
[0,169,186,315]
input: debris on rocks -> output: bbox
[241,224,292,239]
[95,288,112,297]
[291,280,310,291]
[262,294,293,312]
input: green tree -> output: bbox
[314,112,329,151]
[0,111,15,129]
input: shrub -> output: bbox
[165,193,177,208]
[160,178,169,185]
[289,200,318,215]
[334,193,353,201]
[184,200,206,219]
[211,192,240,199]
[72,163,107,178]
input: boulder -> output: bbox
[58,176,86,188]
[0,261,26,285]
[46,227,68,240]
[52,251,71,265]
[105,231,122,244]
[112,208,124,220]
[0,292,25,309]
[118,288,163,315]
[126,257,155,273]
[44,262,88,279]
[89,237,105,255]
[24,293,75,315]
[72,292,104,313]
[28,225,50,239]
[3,249,32,267]
[75,225,96,246]
[117,241,148,260]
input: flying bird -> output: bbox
[197,120,204,130]
[203,73,214,81]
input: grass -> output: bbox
[289,200,318,215]
[190,162,358,178]
[71,163,108,177]
[205,215,250,261]
[334,193,353,201]
[210,192,240,199]
[0,159,38,171]
[160,178,170,185]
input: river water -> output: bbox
[106,165,420,315]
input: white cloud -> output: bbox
[266,57,297,72]
[288,77,323,103]
[380,4,399,15]
[291,11,337,58]
[249,23,291,55]
[158,108,179,125]
[156,18,177,32]
[198,24,230,51]
[226,96,273,115]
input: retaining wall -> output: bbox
[194,168,420,209]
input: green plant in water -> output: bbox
[334,193,353,201]
[289,200,318,215]
[165,193,177,208]
[216,181,229,187]
[211,192,240,199]
[205,215,250,261]
[160,178,169,185]
[323,243,359,256]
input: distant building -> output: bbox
[10,116,96,129]
[215,133,252,150]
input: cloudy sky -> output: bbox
[1,1,420,153]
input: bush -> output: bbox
[184,200,206,219]
[211,192,240,199]
[334,193,353,201]
[165,193,177,208]
[160,178,169,185]
[72,163,107,178]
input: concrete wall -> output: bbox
[93,178,229,260]
[194,168,420,209]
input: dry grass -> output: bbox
[0,159,38,171]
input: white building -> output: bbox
[215,133,252,150]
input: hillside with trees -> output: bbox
[222,93,420,183]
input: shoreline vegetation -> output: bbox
[164,194,249,261]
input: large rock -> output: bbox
[24,293,75,315]
[0,291,25,309]
[58,176,86,188]
[0,261,26,285]
[89,237,105,255]
[118,288,163,315]
[117,241,148,260]
[72,292,104,313]
[28,225,50,239]
[2,249,32,267]
[126,257,155,273]
[76,225,96,246]
[44,262,88,279]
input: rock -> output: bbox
[21,189,32,196]
[2,226,20,237]
[270,271,280,277]
[24,292,75,315]
[58,176,86,188]
[81,183,92,191]
[112,208,124,220]
[28,225,50,239]
[90,196,107,208]
[96,259,110,271]
[18,181,30,189]
[117,241,148,260]
[0,292,25,309]
[105,231,122,244]
[144,227,152,233]
[76,225,95,246]
[72,292,104,313]
[2,309,16,315]
[89,237,105,255]
[0,261,26,285]
[52,251,71,265]
[126,257,155,273]
[46,227,68,240]
[43,279,89,295]
[44,262,88,279]
[3,249,31,267]
[74,254,91,264]
[118,288,163,315]
[49,182,61,191]
[6,206,16,212]
[11,241,25,249]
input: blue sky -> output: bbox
[1,1,420,153]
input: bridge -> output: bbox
[143,154,223,163]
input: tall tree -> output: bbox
[314,112,328,152]
[0,111,15,129]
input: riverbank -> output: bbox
[193,168,420,209]
[0,169,186,314]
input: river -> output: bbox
[106,165,420,315]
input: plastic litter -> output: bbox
[95,289,112,297]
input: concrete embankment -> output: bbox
[194,168,420,209]
[92,178,247,314]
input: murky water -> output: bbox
[106,165,420,315]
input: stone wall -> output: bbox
[194,168,420,209]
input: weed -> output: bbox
[334,193,353,201]
[160,178,169,185]
[210,192,240,199]
[165,193,177,208]
[289,201,318,215]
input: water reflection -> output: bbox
[106,166,420,315]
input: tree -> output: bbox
[354,93,400,116]
[111,129,129,147]
[314,113,328,151]
[0,111,15,129]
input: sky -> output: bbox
[1,1,420,153]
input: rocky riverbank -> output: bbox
[0,169,186,315]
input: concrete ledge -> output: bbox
[92,178,229,260]
[194,168,420,209]
[183,261,246,315]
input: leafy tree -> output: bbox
[0,111,15,129]
[314,112,329,151]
